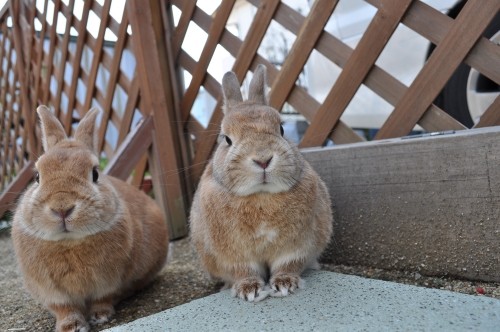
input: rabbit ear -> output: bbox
[37,105,67,152]
[222,71,243,113]
[248,64,267,105]
[74,108,100,154]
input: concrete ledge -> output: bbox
[303,127,500,282]
[104,270,500,331]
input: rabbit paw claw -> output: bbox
[270,273,304,296]
[89,303,115,325]
[232,277,268,302]
[57,313,89,332]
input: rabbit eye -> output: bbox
[35,172,40,183]
[224,135,232,146]
[92,166,99,183]
[280,124,284,137]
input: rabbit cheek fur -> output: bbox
[12,107,169,331]
[190,65,333,301]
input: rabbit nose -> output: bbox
[51,206,75,220]
[253,156,273,170]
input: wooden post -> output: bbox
[127,0,188,239]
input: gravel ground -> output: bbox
[1,229,499,332]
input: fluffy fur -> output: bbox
[190,65,333,302]
[12,106,169,332]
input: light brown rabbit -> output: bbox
[190,65,333,302]
[12,106,169,332]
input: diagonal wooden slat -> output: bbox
[171,0,197,57]
[95,10,128,152]
[41,0,61,107]
[52,0,75,119]
[1,107,13,187]
[116,76,140,146]
[0,26,10,143]
[299,0,414,147]
[0,161,34,218]
[82,0,112,114]
[62,0,92,132]
[22,2,36,107]
[369,0,500,84]
[104,115,153,180]
[130,154,148,188]
[180,0,236,122]
[418,106,467,132]
[9,97,22,177]
[375,0,500,139]
[32,0,49,141]
[474,96,500,128]
[9,0,37,158]
[268,0,339,111]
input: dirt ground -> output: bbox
[1,230,499,331]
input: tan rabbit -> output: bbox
[12,106,169,332]
[190,65,333,302]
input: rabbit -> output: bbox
[11,106,169,332]
[190,64,333,302]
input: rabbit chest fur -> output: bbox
[13,219,134,303]
[192,162,331,264]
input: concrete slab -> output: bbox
[105,270,500,332]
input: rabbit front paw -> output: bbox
[89,302,115,325]
[231,276,267,302]
[56,313,89,332]
[270,273,304,296]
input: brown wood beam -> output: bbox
[268,0,339,111]
[104,115,153,180]
[128,0,188,239]
[474,96,500,128]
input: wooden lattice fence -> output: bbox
[170,0,499,184]
[1,0,499,239]
[0,0,190,238]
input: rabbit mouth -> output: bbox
[244,176,288,195]
[55,221,73,236]
[61,224,70,233]
[261,171,268,184]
